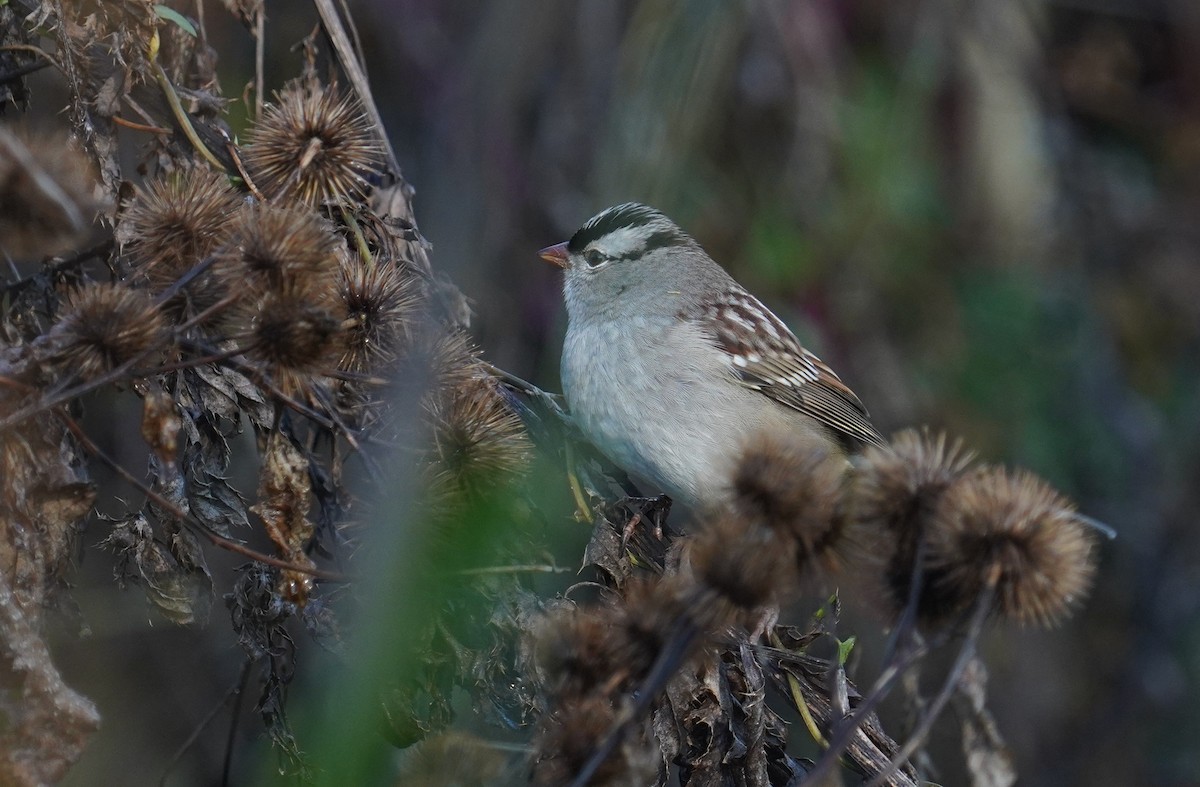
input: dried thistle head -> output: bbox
[533,695,640,787]
[121,166,240,280]
[0,127,101,258]
[338,260,422,372]
[234,282,343,397]
[850,429,976,539]
[46,283,166,381]
[534,604,636,702]
[425,374,532,504]
[849,429,976,622]
[687,514,794,620]
[243,80,384,206]
[395,732,511,787]
[925,467,1097,627]
[224,203,343,296]
[731,433,847,571]
[120,167,241,325]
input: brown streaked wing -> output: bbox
[696,289,886,448]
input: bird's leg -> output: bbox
[615,494,672,549]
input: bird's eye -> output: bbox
[583,249,606,267]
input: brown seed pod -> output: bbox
[850,429,975,537]
[338,260,422,372]
[47,283,166,382]
[535,604,639,702]
[223,203,344,297]
[925,466,1097,627]
[122,166,240,282]
[731,432,847,570]
[236,284,343,397]
[425,374,532,503]
[849,429,977,623]
[242,80,384,206]
[395,732,511,787]
[687,514,794,618]
[121,167,241,327]
[532,695,629,787]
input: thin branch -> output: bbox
[568,619,703,787]
[1,240,114,297]
[151,60,226,171]
[58,410,347,581]
[864,584,997,787]
[311,0,400,175]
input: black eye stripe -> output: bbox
[625,229,684,260]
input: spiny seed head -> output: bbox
[850,428,975,538]
[926,467,1097,627]
[237,284,343,396]
[687,514,794,617]
[533,696,624,787]
[851,429,976,623]
[617,575,703,669]
[338,261,422,371]
[426,375,532,502]
[731,433,847,569]
[0,127,101,258]
[121,166,240,282]
[395,732,510,787]
[535,605,635,702]
[224,203,343,296]
[48,283,166,381]
[243,80,384,206]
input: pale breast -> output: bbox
[561,316,799,509]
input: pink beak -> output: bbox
[538,242,570,269]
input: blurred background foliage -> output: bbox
[30,0,1198,784]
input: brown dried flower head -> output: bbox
[236,282,344,396]
[850,429,976,539]
[224,203,344,296]
[426,375,532,503]
[0,127,101,258]
[47,283,166,381]
[243,80,384,206]
[532,695,627,787]
[732,432,848,571]
[122,166,240,280]
[535,604,636,702]
[687,514,794,620]
[338,260,422,372]
[926,467,1097,627]
[395,732,511,787]
[849,429,977,624]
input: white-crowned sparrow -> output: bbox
[541,202,885,512]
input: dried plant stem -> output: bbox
[0,347,158,432]
[312,0,400,174]
[568,619,702,787]
[2,240,114,298]
[863,583,997,787]
[151,61,225,171]
[57,410,346,581]
[769,629,830,749]
[456,564,571,576]
[884,535,928,667]
[0,43,63,74]
[253,5,265,121]
[340,205,374,266]
[112,116,171,135]
[801,636,935,784]
[157,663,249,787]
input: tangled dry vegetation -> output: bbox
[0,2,1102,785]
